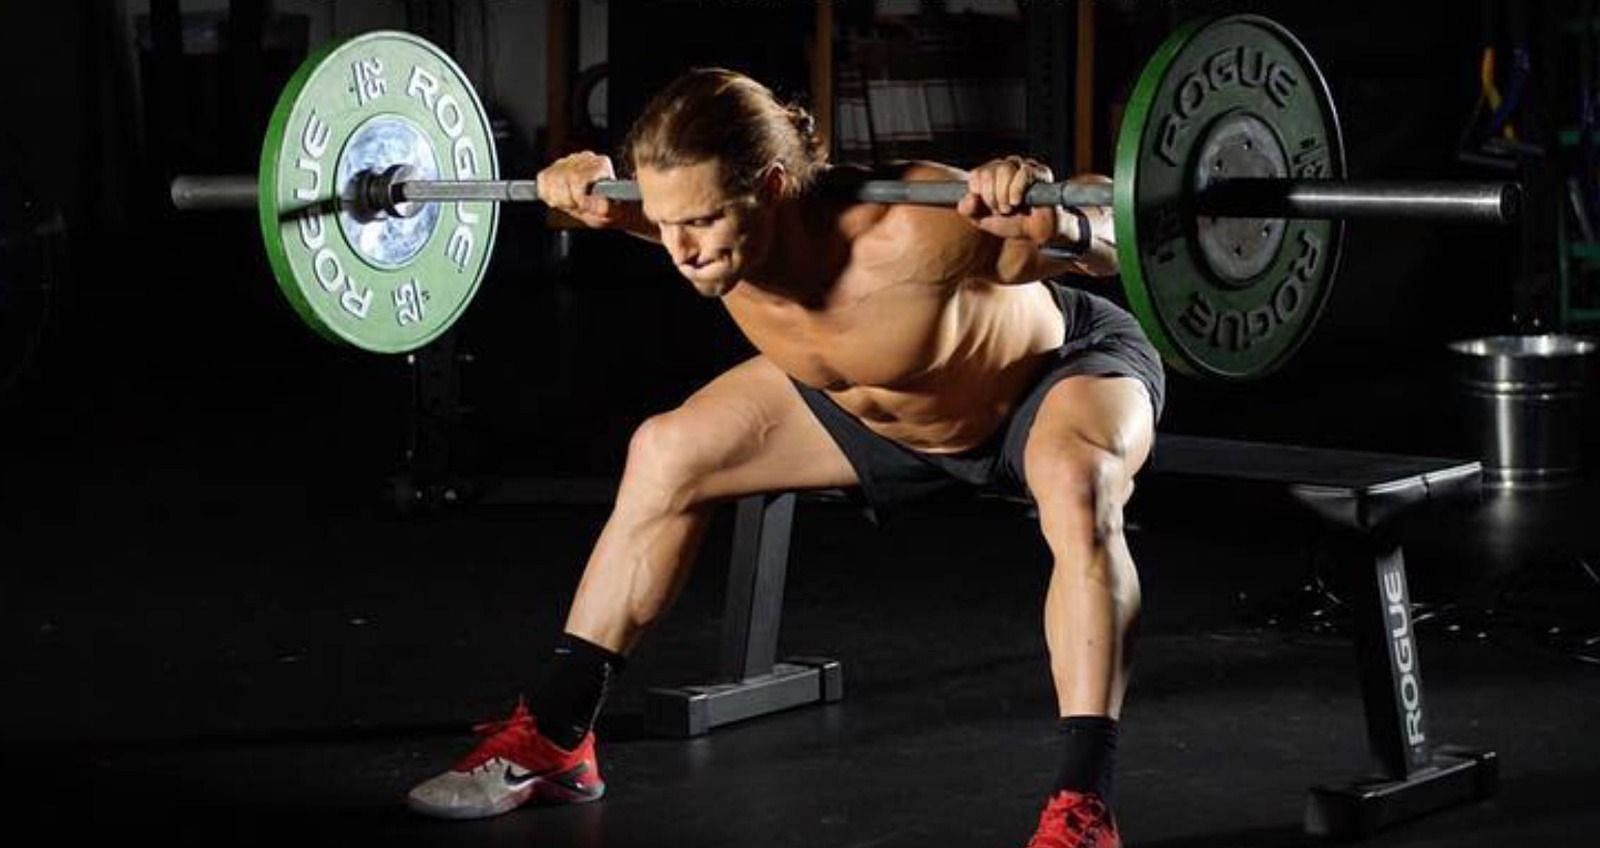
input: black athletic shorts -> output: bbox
[791,282,1166,517]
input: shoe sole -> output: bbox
[407,766,605,820]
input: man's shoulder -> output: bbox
[815,162,977,262]
[818,160,964,188]
[897,160,965,182]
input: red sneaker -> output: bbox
[1025,791,1121,848]
[406,699,605,819]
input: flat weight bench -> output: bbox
[643,434,1499,839]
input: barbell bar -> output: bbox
[173,171,1517,225]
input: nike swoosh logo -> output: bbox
[503,760,590,789]
[503,764,549,787]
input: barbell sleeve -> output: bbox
[1195,179,1520,225]
[170,175,260,210]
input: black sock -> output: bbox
[1054,715,1119,805]
[527,632,628,751]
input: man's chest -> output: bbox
[724,275,961,390]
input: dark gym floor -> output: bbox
[5,340,1600,848]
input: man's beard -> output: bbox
[692,278,734,298]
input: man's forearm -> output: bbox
[992,203,1117,284]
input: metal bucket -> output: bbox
[1447,334,1598,487]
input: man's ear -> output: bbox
[758,162,789,201]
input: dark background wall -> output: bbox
[0,0,1585,508]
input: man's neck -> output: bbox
[737,189,852,309]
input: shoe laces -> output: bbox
[1025,791,1118,848]
[455,697,541,772]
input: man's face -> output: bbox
[637,160,772,298]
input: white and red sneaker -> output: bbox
[407,699,605,819]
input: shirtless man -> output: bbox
[407,69,1165,848]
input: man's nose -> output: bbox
[671,230,698,265]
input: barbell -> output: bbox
[171,17,1519,379]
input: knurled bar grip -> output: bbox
[849,180,1112,207]
[170,174,1518,224]
[167,175,642,209]
[396,179,639,203]
[391,179,1110,207]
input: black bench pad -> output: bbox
[1151,434,1481,532]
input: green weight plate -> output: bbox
[1113,15,1345,380]
[258,30,499,353]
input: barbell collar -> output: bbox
[1196,179,1520,225]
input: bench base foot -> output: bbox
[643,658,844,737]
[1305,746,1499,839]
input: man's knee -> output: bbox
[1029,444,1130,555]
[624,412,701,505]
[623,409,743,509]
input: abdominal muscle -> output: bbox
[729,277,1068,454]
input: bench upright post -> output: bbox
[644,493,843,737]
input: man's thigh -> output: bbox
[652,356,860,502]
